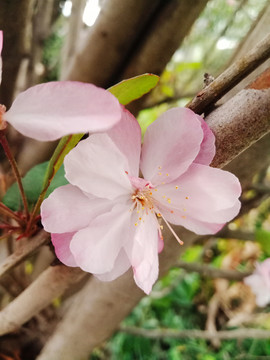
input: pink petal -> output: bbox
[95,249,131,282]
[125,212,160,294]
[4,81,121,141]
[194,115,216,165]
[140,108,203,186]
[64,134,132,200]
[41,184,112,233]
[244,273,270,307]
[70,203,134,274]
[156,204,225,235]
[51,232,77,267]
[106,106,141,176]
[154,163,241,225]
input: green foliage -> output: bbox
[108,74,159,105]
[255,228,270,257]
[3,161,68,211]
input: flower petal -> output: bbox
[194,115,216,165]
[154,163,241,224]
[4,81,121,141]
[41,184,112,233]
[156,204,225,235]
[64,134,132,200]
[141,108,203,185]
[51,232,77,267]
[244,273,270,307]
[106,107,141,176]
[125,212,160,294]
[70,203,133,274]
[95,249,131,282]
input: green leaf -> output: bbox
[255,228,270,256]
[3,161,68,211]
[108,73,159,105]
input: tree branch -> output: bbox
[187,32,270,114]
[175,261,251,281]
[0,230,50,279]
[119,326,270,341]
[0,265,86,336]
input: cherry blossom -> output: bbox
[244,258,270,307]
[0,32,121,141]
[41,107,241,294]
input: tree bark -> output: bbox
[0,0,34,107]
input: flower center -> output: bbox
[131,186,155,211]
[129,176,183,245]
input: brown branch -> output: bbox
[119,326,270,340]
[176,261,251,281]
[0,265,86,336]
[0,230,50,279]
[207,88,270,168]
[187,32,270,114]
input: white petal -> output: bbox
[70,203,133,274]
[64,134,132,200]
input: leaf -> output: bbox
[3,161,68,211]
[255,228,270,256]
[108,73,159,105]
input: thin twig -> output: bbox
[175,260,252,281]
[119,326,270,340]
[0,202,24,224]
[187,32,270,114]
[0,230,50,279]
[0,133,29,218]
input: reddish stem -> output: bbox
[0,132,29,219]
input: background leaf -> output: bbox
[3,161,68,211]
[108,73,159,105]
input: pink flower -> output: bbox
[244,259,270,307]
[0,32,121,140]
[41,107,241,294]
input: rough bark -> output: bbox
[0,0,34,107]
[64,0,163,84]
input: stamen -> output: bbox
[159,212,184,245]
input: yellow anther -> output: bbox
[167,198,171,204]
[166,173,169,176]
[163,195,166,199]
[157,213,162,217]
[181,216,186,219]
[158,172,162,176]
[175,186,179,189]
[154,189,157,191]
[142,207,145,210]
[139,217,142,221]
[185,196,189,199]
[162,182,165,184]
[149,192,152,195]
[183,208,186,211]
[160,225,164,230]
[135,223,138,226]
